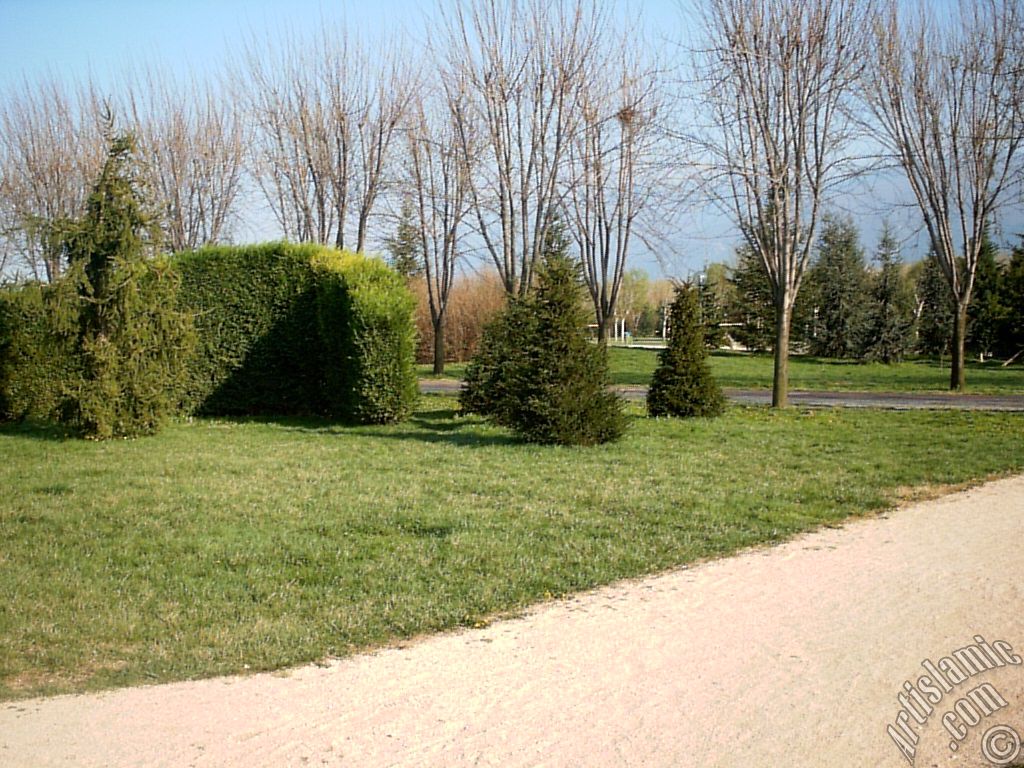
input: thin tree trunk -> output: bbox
[772,297,792,408]
[950,302,968,391]
[432,316,446,376]
[596,314,610,344]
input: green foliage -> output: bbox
[175,243,417,424]
[459,297,536,425]
[860,227,915,364]
[807,216,868,358]
[511,253,626,445]
[0,281,79,422]
[999,239,1024,359]
[314,251,418,424]
[647,286,725,418]
[728,247,776,352]
[698,277,726,349]
[915,253,954,357]
[461,253,625,445]
[966,230,1006,359]
[56,134,195,439]
[174,242,326,415]
[385,196,423,280]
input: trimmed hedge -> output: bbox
[0,281,79,423]
[313,251,418,424]
[0,242,416,427]
[174,242,417,423]
[174,243,326,416]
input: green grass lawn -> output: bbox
[420,349,1024,394]
[2,397,1022,700]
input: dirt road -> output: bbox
[3,476,1023,767]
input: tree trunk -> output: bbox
[950,301,968,391]
[432,317,446,376]
[597,314,609,344]
[772,297,792,408]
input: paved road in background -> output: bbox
[419,380,1024,411]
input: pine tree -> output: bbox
[861,227,914,364]
[647,285,725,418]
[915,253,954,357]
[998,238,1024,361]
[807,215,868,359]
[728,246,775,352]
[60,132,194,439]
[385,197,423,280]
[698,275,726,350]
[509,252,626,445]
[966,228,1006,361]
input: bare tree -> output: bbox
[405,82,475,375]
[690,0,871,407]
[563,32,665,341]
[440,0,604,296]
[240,26,413,251]
[864,0,1024,390]
[121,68,247,252]
[0,77,106,281]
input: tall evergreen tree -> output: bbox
[966,229,1006,361]
[861,227,914,363]
[915,252,954,358]
[647,285,725,418]
[998,238,1024,362]
[61,131,194,439]
[385,196,423,280]
[728,246,775,352]
[807,215,868,359]
[698,274,726,350]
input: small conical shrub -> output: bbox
[647,285,725,418]
[509,253,626,445]
[459,295,534,427]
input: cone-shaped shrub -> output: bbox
[647,285,725,418]
[459,296,533,427]
[463,252,625,445]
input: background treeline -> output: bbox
[711,216,1024,364]
[1,0,1022,391]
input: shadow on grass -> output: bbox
[205,407,524,448]
[0,421,76,442]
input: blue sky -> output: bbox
[0,1,1019,276]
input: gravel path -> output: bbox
[3,476,1023,767]
[421,379,1024,410]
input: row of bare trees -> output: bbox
[1,0,1021,395]
[692,0,1024,402]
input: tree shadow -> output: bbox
[0,421,76,442]
[207,406,524,448]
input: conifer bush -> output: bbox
[463,252,626,446]
[58,134,195,439]
[647,285,725,419]
[459,296,536,426]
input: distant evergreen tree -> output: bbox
[647,285,725,418]
[966,228,1006,360]
[998,238,1024,361]
[728,246,775,352]
[915,252,954,357]
[385,196,423,279]
[861,226,915,363]
[807,215,868,358]
[698,275,726,350]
